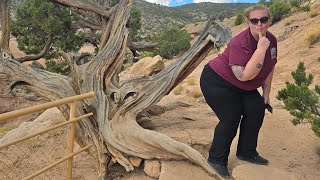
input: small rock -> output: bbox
[0,107,65,144]
[144,159,161,178]
[129,156,143,167]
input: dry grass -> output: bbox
[283,18,295,26]
[185,77,197,85]
[304,25,320,47]
[0,127,9,137]
[186,87,203,98]
[309,10,319,18]
[173,85,184,95]
[0,127,10,135]
[317,146,320,157]
[311,1,320,10]
[190,87,203,98]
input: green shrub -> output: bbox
[269,1,291,23]
[300,4,311,12]
[130,6,142,41]
[152,28,191,59]
[139,51,155,59]
[30,61,45,69]
[289,0,301,10]
[45,60,70,75]
[30,60,71,75]
[234,12,244,26]
[277,62,320,137]
[11,0,85,60]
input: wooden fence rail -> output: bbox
[0,91,95,121]
[0,91,96,180]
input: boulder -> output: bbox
[129,55,164,77]
[0,107,65,144]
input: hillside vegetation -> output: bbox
[6,0,252,39]
[134,0,252,36]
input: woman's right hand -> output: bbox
[257,31,270,51]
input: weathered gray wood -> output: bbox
[0,0,231,179]
[128,39,157,51]
[0,0,11,53]
[51,0,114,17]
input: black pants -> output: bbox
[200,64,265,165]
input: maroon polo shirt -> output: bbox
[208,28,277,90]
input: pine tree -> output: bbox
[155,28,191,59]
[277,62,320,137]
[11,0,85,60]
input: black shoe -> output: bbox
[237,154,269,165]
[208,161,230,177]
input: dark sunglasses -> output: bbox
[249,16,269,25]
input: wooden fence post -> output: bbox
[66,101,77,180]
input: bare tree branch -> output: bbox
[85,0,132,84]
[75,14,102,30]
[121,18,231,112]
[0,58,71,97]
[15,35,53,63]
[128,40,157,52]
[51,0,114,17]
[128,39,157,62]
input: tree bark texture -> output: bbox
[0,0,11,53]
[0,0,231,178]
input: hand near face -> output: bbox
[257,31,270,51]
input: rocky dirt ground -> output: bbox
[1,7,320,180]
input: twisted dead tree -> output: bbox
[0,0,231,178]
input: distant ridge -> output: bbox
[134,0,253,36]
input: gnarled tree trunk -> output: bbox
[0,0,231,178]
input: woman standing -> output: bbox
[200,5,277,177]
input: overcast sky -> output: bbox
[144,0,260,7]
